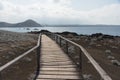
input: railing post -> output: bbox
[59,38,61,47]
[57,37,59,44]
[53,34,55,40]
[55,35,57,42]
[66,41,68,54]
[79,49,82,75]
[54,34,56,40]
[56,36,58,43]
[52,33,53,39]
[37,46,40,69]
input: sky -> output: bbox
[0,0,120,25]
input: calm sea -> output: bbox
[0,26,120,36]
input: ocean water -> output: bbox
[0,26,120,36]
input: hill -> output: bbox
[0,19,42,27]
[0,22,13,27]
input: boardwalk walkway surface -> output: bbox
[36,35,81,80]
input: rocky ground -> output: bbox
[0,30,38,80]
[58,32,120,80]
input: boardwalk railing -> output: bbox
[45,32,112,80]
[0,33,42,80]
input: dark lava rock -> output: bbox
[91,33,103,38]
[103,35,114,39]
[91,33,114,39]
[111,60,120,67]
[57,31,78,36]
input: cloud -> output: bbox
[0,2,3,10]
[53,0,60,3]
[0,0,120,24]
[87,4,120,24]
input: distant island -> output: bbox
[45,24,120,27]
[0,19,42,27]
[0,19,120,27]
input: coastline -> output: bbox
[0,26,120,36]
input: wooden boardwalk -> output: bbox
[36,35,81,80]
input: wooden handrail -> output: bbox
[46,32,112,80]
[0,33,41,72]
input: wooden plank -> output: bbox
[41,57,68,58]
[40,60,71,62]
[36,35,80,80]
[40,68,77,72]
[40,61,72,63]
[40,62,72,64]
[41,54,67,56]
[40,71,79,75]
[41,58,70,60]
[36,79,80,80]
[37,74,80,79]
[41,63,73,65]
[41,64,72,66]
[36,79,66,80]
[40,65,76,68]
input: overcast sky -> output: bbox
[0,0,120,24]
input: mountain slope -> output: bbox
[0,22,13,27]
[0,19,42,27]
[13,19,42,27]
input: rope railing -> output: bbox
[0,33,42,80]
[45,32,112,80]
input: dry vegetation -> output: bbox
[0,30,38,80]
[60,32,120,80]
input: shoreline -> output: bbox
[0,26,120,36]
[55,31,120,37]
